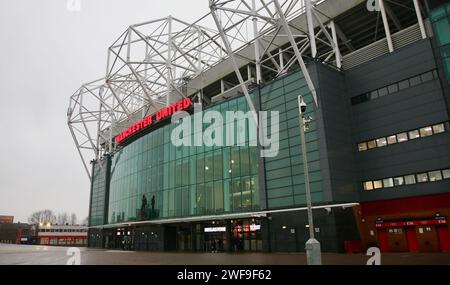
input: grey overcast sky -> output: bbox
[0,0,209,223]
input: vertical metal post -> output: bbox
[413,0,427,39]
[379,0,394,52]
[279,48,284,72]
[329,21,342,69]
[252,0,262,84]
[298,95,321,265]
[305,0,317,58]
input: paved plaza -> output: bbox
[0,244,449,265]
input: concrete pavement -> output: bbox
[0,244,449,265]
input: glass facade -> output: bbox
[107,94,260,224]
[260,71,323,208]
[430,2,450,87]
[89,70,323,226]
[89,159,108,226]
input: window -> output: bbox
[363,181,373,191]
[387,135,397,145]
[432,123,445,134]
[383,178,394,188]
[387,83,398,94]
[404,175,416,185]
[358,142,368,152]
[370,90,378,100]
[421,71,434,82]
[367,140,377,149]
[443,169,450,179]
[397,132,408,143]
[350,70,439,105]
[376,137,387,147]
[408,130,420,140]
[429,170,443,181]
[419,126,433,137]
[409,75,422,86]
[378,87,388,97]
[416,173,429,183]
[393,176,404,186]
[398,79,409,90]
[373,180,383,189]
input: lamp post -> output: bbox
[298,95,322,265]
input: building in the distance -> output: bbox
[69,0,450,253]
[0,216,14,224]
[0,220,32,245]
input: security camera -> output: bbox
[298,96,307,114]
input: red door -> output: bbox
[436,226,450,252]
[377,230,389,252]
[405,228,419,252]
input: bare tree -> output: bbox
[70,213,77,225]
[81,216,89,226]
[57,212,69,225]
[28,209,56,225]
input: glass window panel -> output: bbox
[251,176,260,210]
[442,169,450,179]
[196,184,205,215]
[378,87,388,97]
[367,140,377,149]
[205,182,214,214]
[358,142,368,151]
[408,130,420,140]
[398,79,409,90]
[409,75,422,86]
[416,173,428,183]
[397,132,408,143]
[363,181,373,191]
[376,137,387,147]
[393,176,404,186]
[231,178,242,211]
[204,152,213,182]
[249,147,259,175]
[421,71,434,82]
[241,177,252,211]
[182,158,190,186]
[370,90,378,100]
[240,148,250,177]
[373,180,383,189]
[214,181,224,213]
[383,178,394,188]
[196,153,204,184]
[223,179,231,212]
[419,126,433,137]
[387,83,398,94]
[428,170,443,181]
[230,147,240,177]
[213,149,223,181]
[432,123,445,134]
[404,175,416,185]
[387,135,397,145]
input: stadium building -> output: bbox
[68,0,450,253]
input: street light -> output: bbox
[298,95,322,265]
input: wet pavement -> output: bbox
[0,244,449,265]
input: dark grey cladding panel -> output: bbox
[357,133,450,180]
[352,80,449,142]
[345,39,437,97]
[360,180,450,202]
[309,62,359,202]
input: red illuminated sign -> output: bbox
[115,98,192,144]
[375,218,447,229]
